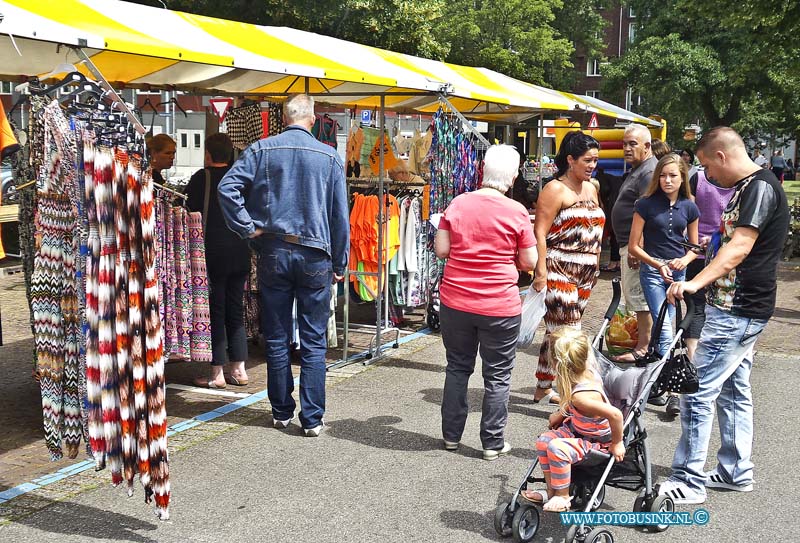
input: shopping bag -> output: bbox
[517,288,547,348]
[604,304,639,357]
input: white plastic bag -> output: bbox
[517,288,547,348]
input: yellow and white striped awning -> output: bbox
[0,0,660,127]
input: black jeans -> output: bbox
[440,303,521,450]
[208,259,250,366]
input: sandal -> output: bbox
[193,377,226,389]
[224,374,249,386]
[533,389,561,405]
[520,489,550,504]
[543,494,572,512]
[599,264,620,272]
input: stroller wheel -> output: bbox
[511,504,540,543]
[647,495,674,532]
[565,523,592,543]
[493,501,514,537]
[585,526,614,543]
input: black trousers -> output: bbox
[207,256,250,366]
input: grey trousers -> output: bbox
[440,303,521,450]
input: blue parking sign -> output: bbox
[361,110,371,124]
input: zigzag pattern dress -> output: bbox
[31,100,81,461]
[535,198,605,387]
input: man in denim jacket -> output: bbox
[218,94,349,437]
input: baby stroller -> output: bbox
[494,278,694,543]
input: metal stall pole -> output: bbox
[370,95,386,361]
[538,113,545,192]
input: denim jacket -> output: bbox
[217,126,350,273]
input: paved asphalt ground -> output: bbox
[0,268,798,542]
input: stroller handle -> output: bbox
[677,293,695,333]
[603,278,622,322]
[650,294,695,347]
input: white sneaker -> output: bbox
[705,468,753,492]
[273,415,295,429]
[658,479,706,504]
[483,442,512,461]
[304,420,325,437]
[443,440,460,451]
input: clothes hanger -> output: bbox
[137,98,160,134]
[158,97,188,118]
[31,71,92,96]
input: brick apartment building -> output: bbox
[572,2,638,111]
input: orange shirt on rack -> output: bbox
[0,100,21,260]
[348,193,401,300]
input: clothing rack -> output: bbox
[74,48,147,135]
[153,181,187,201]
[331,95,406,368]
[437,94,491,150]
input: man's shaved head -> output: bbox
[696,126,747,156]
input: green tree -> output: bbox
[436,0,572,85]
[132,0,449,59]
[134,0,613,91]
[602,0,800,147]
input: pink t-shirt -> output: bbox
[439,192,536,317]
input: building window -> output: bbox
[180,133,188,148]
[629,7,636,18]
[586,59,601,77]
[586,90,600,99]
[193,133,201,149]
[0,81,13,94]
[628,23,637,43]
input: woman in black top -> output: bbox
[186,133,252,388]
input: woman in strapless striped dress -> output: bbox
[531,131,605,405]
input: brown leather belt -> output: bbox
[262,233,302,245]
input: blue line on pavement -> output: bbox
[5,326,435,506]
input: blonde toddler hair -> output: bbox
[552,327,593,412]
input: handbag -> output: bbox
[652,302,699,395]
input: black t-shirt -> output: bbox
[706,169,790,319]
[185,166,251,274]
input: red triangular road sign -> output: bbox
[209,97,234,122]
[588,113,599,129]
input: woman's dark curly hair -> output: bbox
[554,131,600,178]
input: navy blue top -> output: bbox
[634,192,700,259]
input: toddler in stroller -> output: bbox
[519,327,626,513]
[494,278,694,543]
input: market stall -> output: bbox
[0,0,663,519]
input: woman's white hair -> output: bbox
[481,144,520,193]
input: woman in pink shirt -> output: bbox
[435,144,538,460]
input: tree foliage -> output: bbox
[134,0,449,59]
[435,0,573,85]
[602,0,800,147]
[129,0,611,90]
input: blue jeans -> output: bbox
[258,238,332,429]
[670,305,767,493]
[640,263,685,356]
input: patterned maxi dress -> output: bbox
[535,199,605,387]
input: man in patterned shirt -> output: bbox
[659,127,789,505]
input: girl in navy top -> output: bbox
[628,154,699,361]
